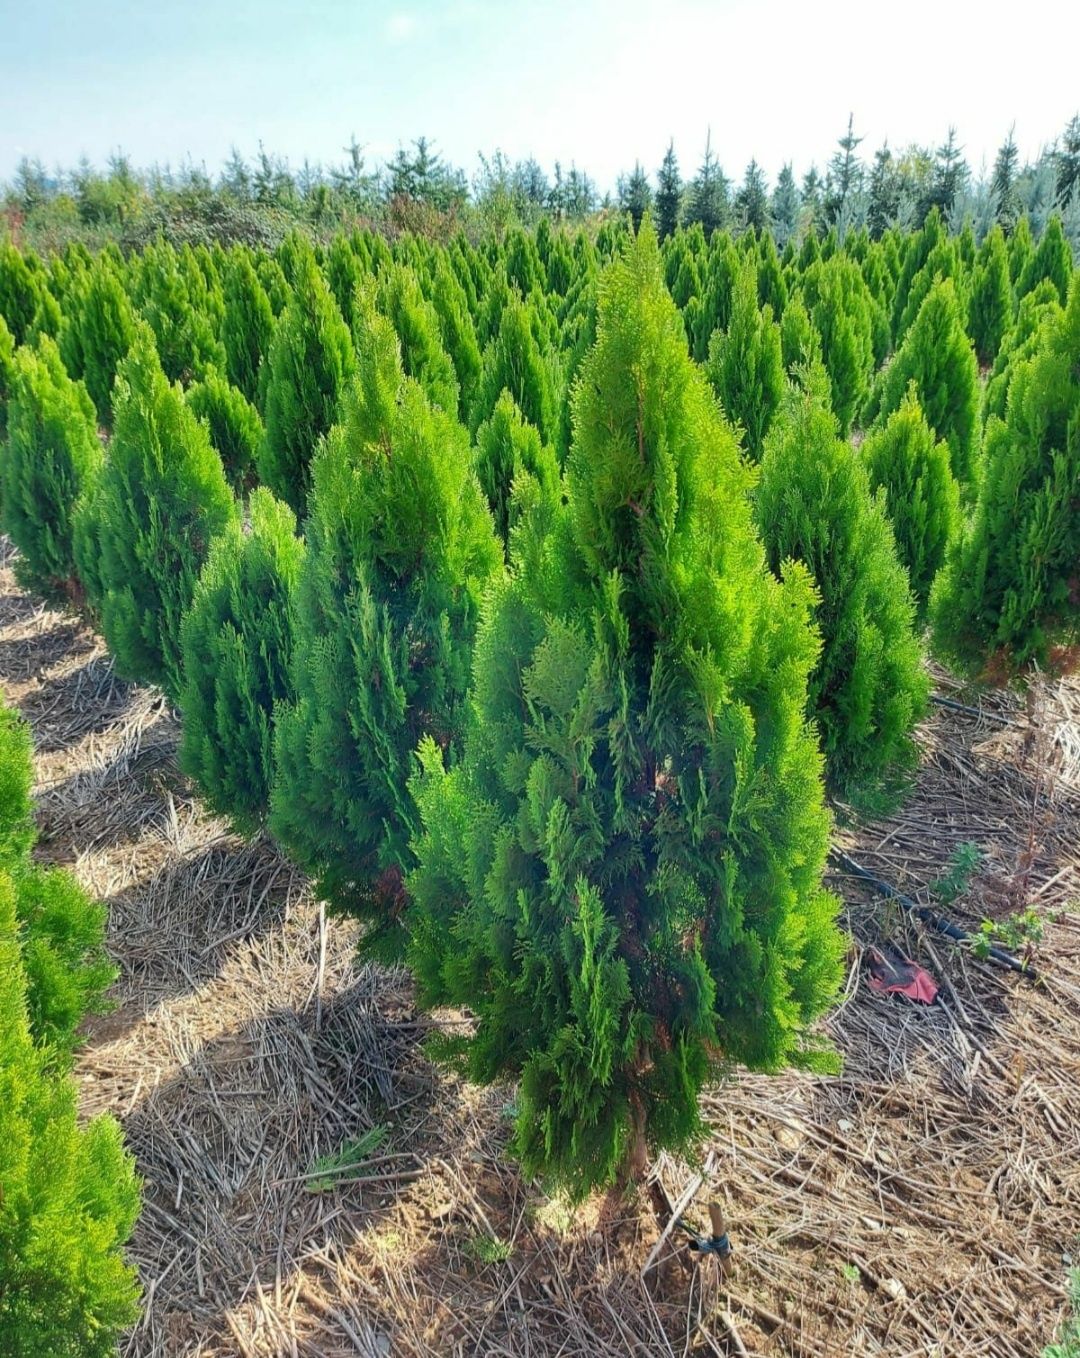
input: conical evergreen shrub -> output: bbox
[258,246,355,515]
[57,258,136,429]
[377,264,459,415]
[705,258,784,459]
[931,276,1080,676]
[470,295,559,450]
[861,386,960,618]
[179,488,304,834]
[0,313,14,441]
[0,242,45,347]
[474,390,561,551]
[2,336,103,604]
[967,226,1012,367]
[1016,215,1072,306]
[406,224,844,1199]
[428,255,482,422]
[757,369,929,799]
[270,303,502,957]
[779,293,822,373]
[136,241,224,384]
[73,329,237,700]
[800,256,875,435]
[221,249,275,409]
[186,370,263,490]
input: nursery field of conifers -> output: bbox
[0,195,1079,1357]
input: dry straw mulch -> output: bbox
[3,547,1078,1357]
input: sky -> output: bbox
[1,0,1078,193]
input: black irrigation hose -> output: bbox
[832,849,1038,980]
[929,693,1018,727]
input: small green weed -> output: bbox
[306,1124,390,1192]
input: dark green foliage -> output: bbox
[801,256,875,435]
[992,133,1022,235]
[473,390,561,550]
[2,337,103,603]
[406,224,843,1198]
[470,295,559,449]
[968,226,1012,366]
[186,370,264,489]
[757,371,929,799]
[57,259,136,429]
[862,386,960,617]
[221,249,275,407]
[258,246,355,514]
[931,277,1080,677]
[270,300,502,955]
[705,259,783,459]
[73,329,238,700]
[179,488,304,833]
[1016,215,1072,306]
[867,279,980,489]
[378,264,459,415]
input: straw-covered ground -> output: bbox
[5,542,1079,1358]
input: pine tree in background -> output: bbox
[919,128,969,225]
[684,132,730,236]
[73,329,237,700]
[735,161,769,232]
[378,263,460,415]
[406,223,843,1199]
[474,390,561,551]
[1056,115,1080,208]
[991,129,1022,235]
[867,279,980,490]
[186,371,264,491]
[617,162,653,231]
[57,258,136,430]
[862,386,960,618]
[1016,214,1072,306]
[968,226,1012,366]
[800,255,875,435]
[179,488,304,834]
[769,163,801,247]
[824,114,864,230]
[270,299,502,956]
[2,337,103,605]
[470,295,559,450]
[221,249,275,409]
[931,276,1080,677]
[757,369,929,801]
[258,245,355,515]
[706,258,783,459]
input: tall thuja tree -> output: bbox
[931,276,1080,677]
[428,254,482,422]
[983,280,1062,425]
[186,371,263,491]
[259,244,355,515]
[1016,214,1072,306]
[865,279,980,490]
[377,263,459,415]
[474,390,561,552]
[270,293,502,956]
[221,249,275,409]
[1007,214,1034,284]
[0,314,15,441]
[779,292,822,374]
[0,242,45,348]
[325,234,368,334]
[73,329,237,700]
[56,257,136,429]
[800,255,875,435]
[892,235,962,346]
[756,229,788,317]
[470,294,560,451]
[136,241,224,384]
[705,257,784,459]
[405,224,844,1198]
[3,337,103,604]
[180,489,304,833]
[686,233,737,362]
[890,207,945,342]
[757,370,929,800]
[862,386,960,618]
[968,225,1013,366]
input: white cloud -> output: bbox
[384,13,419,44]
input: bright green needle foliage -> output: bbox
[135,241,224,384]
[0,701,34,867]
[867,279,980,490]
[73,328,238,701]
[221,249,275,409]
[271,299,502,958]
[0,242,46,347]
[1016,215,1072,307]
[428,254,482,421]
[0,873,140,1357]
[259,246,355,515]
[800,256,875,435]
[474,390,561,552]
[862,385,960,619]
[931,277,1080,678]
[705,258,784,460]
[186,370,264,490]
[0,313,14,440]
[406,224,844,1200]
[56,259,136,429]
[983,281,1063,427]
[470,295,560,452]
[779,293,822,374]
[2,337,103,604]
[377,263,459,415]
[179,488,304,834]
[968,226,1012,367]
[757,370,929,801]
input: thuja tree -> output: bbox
[428,254,482,422]
[406,225,844,1198]
[179,488,304,834]
[56,259,136,429]
[377,264,459,416]
[757,369,929,801]
[186,371,264,490]
[136,242,224,384]
[800,256,875,435]
[474,390,561,551]
[259,245,355,515]
[983,281,1062,427]
[73,329,237,700]
[1016,215,1071,307]
[865,279,980,490]
[705,258,784,460]
[968,226,1012,367]
[0,314,14,440]
[0,243,45,348]
[862,386,960,619]
[2,337,103,604]
[221,249,275,409]
[270,300,502,957]
[470,295,560,451]
[779,293,822,374]
[931,276,1080,677]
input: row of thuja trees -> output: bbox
[0,203,1078,1343]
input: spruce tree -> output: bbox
[618,162,653,232]
[57,258,135,430]
[968,225,1012,366]
[862,386,960,618]
[705,258,784,459]
[405,223,843,1198]
[991,129,1022,235]
[770,163,801,247]
[655,142,683,241]
[757,370,929,799]
[474,391,561,553]
[2,337,103,604]
[186,370,264,491]
[735,161,769,232]
[258,246,355,515]
[931,276,1080,677]
[867,279,980,489]
[73,329,237,700]
[221,249,275,409]
[179,488,304,834]
[270,301,502,956]
[684,132,730,236]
